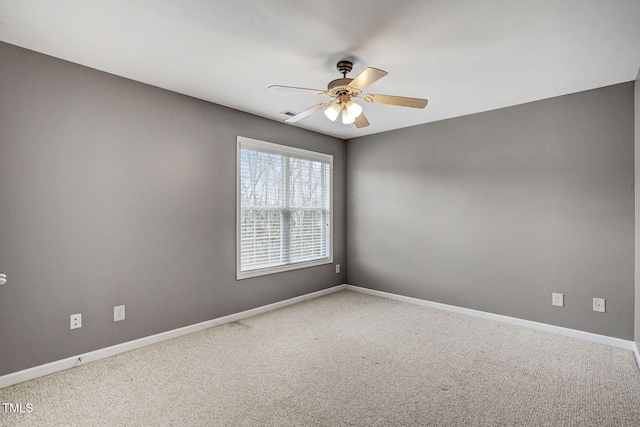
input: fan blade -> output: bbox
[347,67,388,91]
[285,102,331,123]
[268,85,332,96]
[354,112,370,128]
[362,94,428,109]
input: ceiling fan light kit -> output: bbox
[342,108,356,124]
[345,100,362,119]
[268,60,428,129]
[324,103,342,121]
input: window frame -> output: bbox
[236,136,333,280]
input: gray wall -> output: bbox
[0,42,346,375]
[635,70,640,349]
[346,83,635,340]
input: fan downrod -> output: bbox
[336,60,353,77]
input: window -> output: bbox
[237,137,332,279]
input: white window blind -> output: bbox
[237,137,332,279]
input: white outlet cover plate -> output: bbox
[114,305,125,322]
[593,298,605,313]
[552,293,564,307]
[70,313,82,329]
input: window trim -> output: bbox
[236,136,333,280]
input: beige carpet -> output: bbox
[1,290,639,426]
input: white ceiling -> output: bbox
[1,0,639,139]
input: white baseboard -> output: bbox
[2,283,637,389]
[344,285,636,351]
[0,284,347,389]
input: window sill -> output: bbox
[236,257,333,280]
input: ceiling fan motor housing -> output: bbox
[327,78,357,95]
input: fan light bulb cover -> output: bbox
[345,101,362,118]
[324,104,341,121]
[342,108,356,124]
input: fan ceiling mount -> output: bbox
[269,60,428,128]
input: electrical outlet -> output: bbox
[70,313,82,329]
[552,293,564,307]
[593,298,605,313]
[114,305,125,322]
[336,264,340,274]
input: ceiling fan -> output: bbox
[268,60,428,128]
